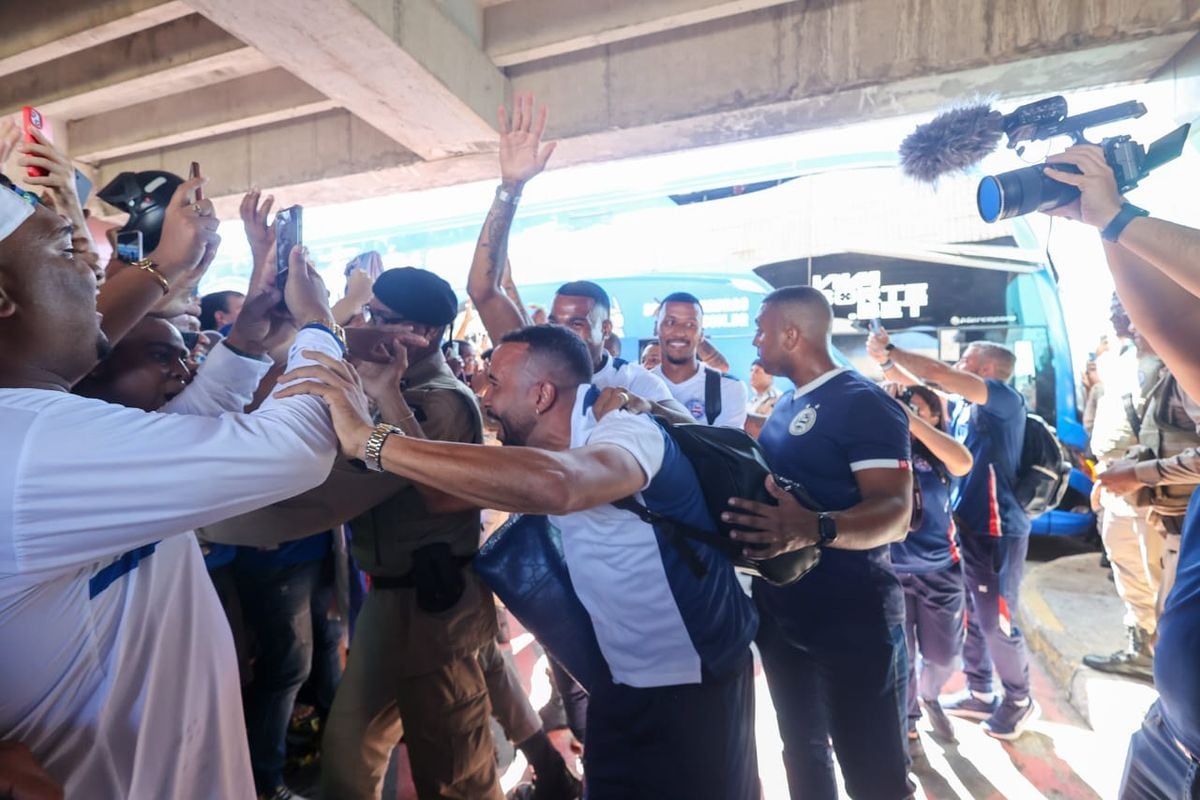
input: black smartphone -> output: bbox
[274,205,303,291]
[115,230,143,262]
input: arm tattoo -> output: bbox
[481,199,518,286]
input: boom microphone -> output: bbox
[899,103,1004,184]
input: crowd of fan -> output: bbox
[1,93,1198,800]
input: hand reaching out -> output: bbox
[498,93,557,186]
[866,325,891,364]
[239,189,275,280]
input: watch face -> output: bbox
[818,514,837,543]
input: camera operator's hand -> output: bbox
[283,245,333,324]
[1043,146,1125,229]
[866,326,891,364]
[498,93,557,188]
[148,176,221,283]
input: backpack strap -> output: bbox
[704,368,722,425]
[611,496,715,579]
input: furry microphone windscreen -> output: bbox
[899,103,1005,184]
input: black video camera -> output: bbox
[977,96,1190,223]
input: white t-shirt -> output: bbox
[651,364,748,428]
[591,353,674,403]
[549,389,701,688]
[0,329,340,798]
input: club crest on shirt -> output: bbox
[686,399,705,420]
[788,404,818,436]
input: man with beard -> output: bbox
[0,174,347,798]
[202,268,578,800]
[276,324,760,800]
[650,292,747,428]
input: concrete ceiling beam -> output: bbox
[0,15,272,121]
[69,69,338,163]
[0,0,193,78]
[485,0,798,67]
[182,0,507,159]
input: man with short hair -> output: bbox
[200,289,244,332]
[465,95,690,425]
[281,323,760,800]
[723,286,914,800]
[0,177,347,797]
[651,291,747,428]
[640,342,661,371]
[748,359,782,417]
[873,333,1038,739]
[201,268,566,800]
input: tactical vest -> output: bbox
[1137,373,1200,517]
[350,366,485,577]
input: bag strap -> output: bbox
[612,496,718,579]
[704,368,722,425]
[1123,393,1143,440]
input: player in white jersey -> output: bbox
[0,180,368,799]
[650,291,748,428]
[465,94,691,425]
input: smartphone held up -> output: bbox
[21,106,49,178]
[274,205,303,292]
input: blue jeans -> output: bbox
[1121,701,1200,799]
[236,558,323,792]
[757,609,913,800]
[960,532,1031,702]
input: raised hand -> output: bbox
[283,245,333,324]
[0,117,20,168]
[239,189,275,276]
[148,174,221,284]
[866,325,891,364]
[498,93,557,186]
[17,126,81,214]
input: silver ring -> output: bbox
[192,203,207,216]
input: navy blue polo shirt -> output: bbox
[1154,490,1200,757]
[950,379,1030,538]
[754,369,912,626]
[891,453,959,574]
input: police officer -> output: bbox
[204,268,508,800]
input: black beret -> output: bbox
[372,267,459,326]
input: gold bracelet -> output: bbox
[131,258,169,295]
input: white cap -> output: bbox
[0,185,34,244]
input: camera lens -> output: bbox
[977,164,1081,222]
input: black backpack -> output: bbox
[615,420,821,587]
[1014,413,1072,518]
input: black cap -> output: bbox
[372,267,459,326]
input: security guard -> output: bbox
[202,268,501,800]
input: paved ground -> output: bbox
[300,534,1158,800]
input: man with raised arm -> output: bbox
[0,179,348,799]
[465,94,690,424]
[868,328,1038,740]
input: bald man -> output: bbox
[872,331,1037,741]
[723,286,915,799]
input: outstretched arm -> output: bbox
[466,93,557,342]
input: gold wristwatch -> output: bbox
[301,318,348,354]
[364,422,404,472]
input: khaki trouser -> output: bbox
[479,638,542,745]
[1099,490,1164,635]
[320,587,502,800]
[1157,527,1182,621]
